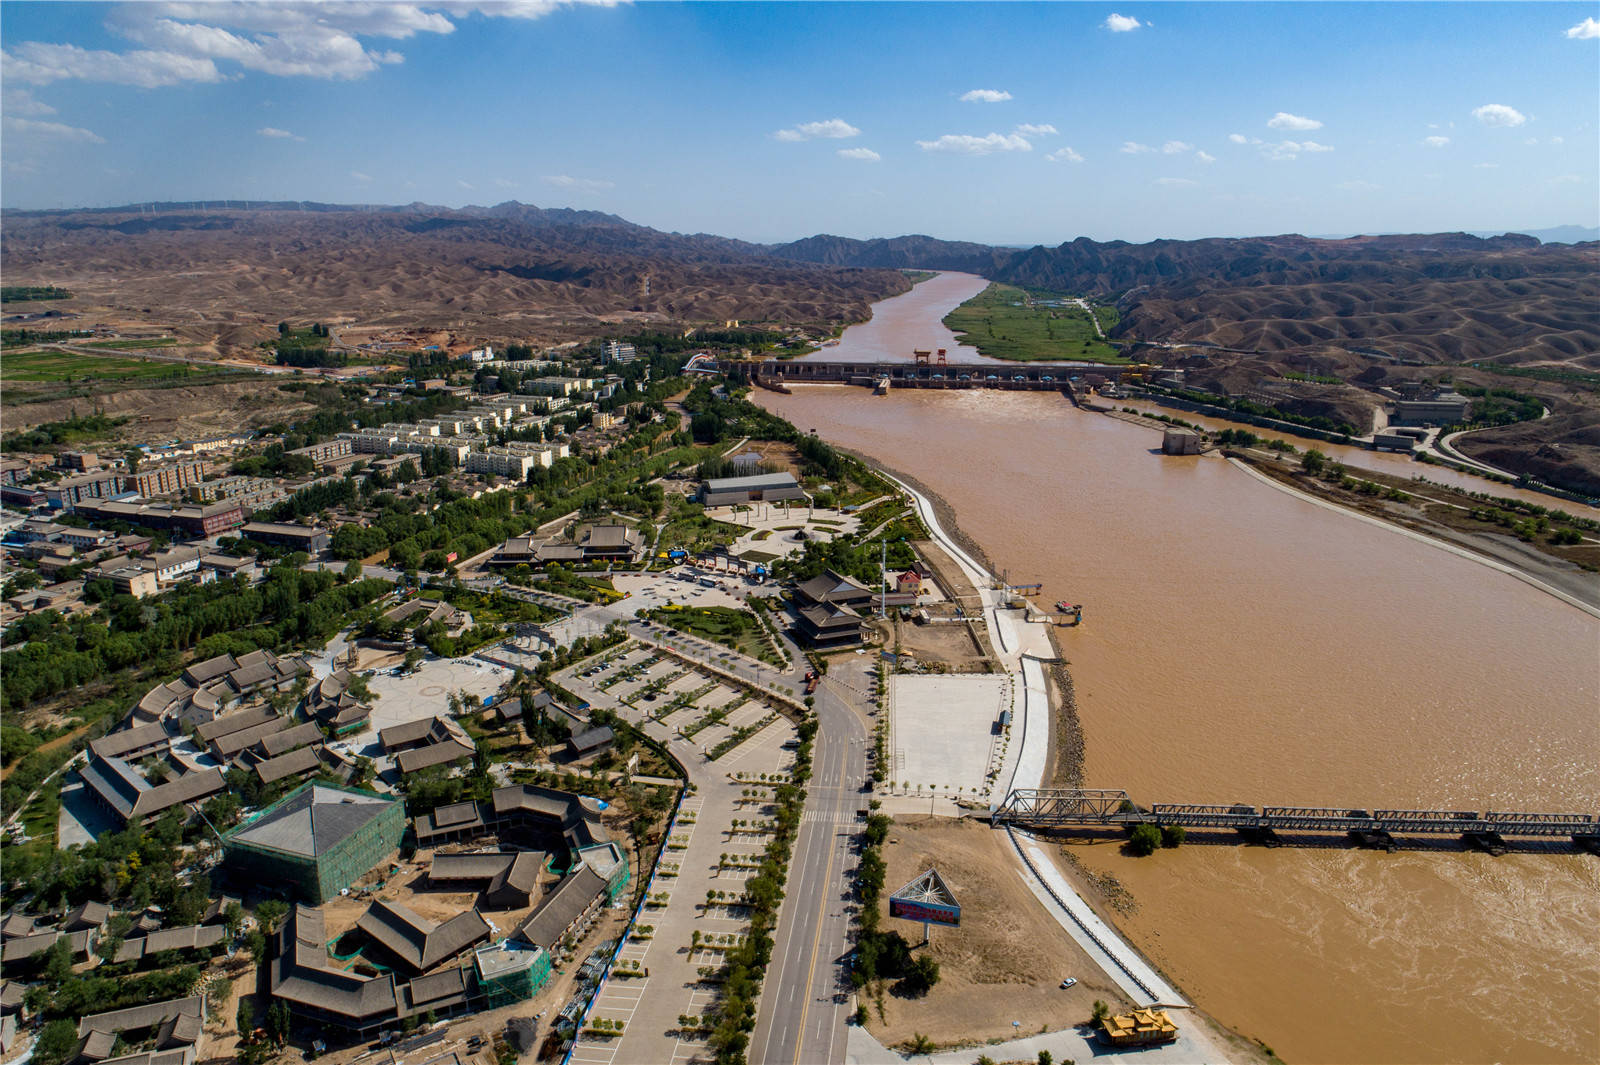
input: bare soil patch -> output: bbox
[864,816,1130,1050]
[3,378,312,441]
[889,614,988,673]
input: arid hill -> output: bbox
[770,231,1600,370]
[0,202,910,351]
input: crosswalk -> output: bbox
[801,808,862,825]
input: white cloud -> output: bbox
[1472,162,1499,169]
[1227,133,1254,145]
[493,177,517,188]
[773,118,860,141]
[543,174,615,192]
[1,87,56,116]
[350,170,372,182]
[2,41,222,87]
[1549,173,1581,184]
[1014,123,1057,137]
[1120,141,1155,154]
[1268,111,1322,131]
[959,89,1012,103]
[1421,135,1450,148]
[257,126,304,141]
[916,132,1032,155]
[1195,150,1215,164]
[1046,146,1084,163]
[4,2,620,87]
[1551,135,1564,145]
[1,115,105,143]
[1263,139,1333,161]
[1565,16,1600,38]
[837,147,880,161]
[1472,103,1526,127]
[1103,13,1143,32]
[1161,140,1193,154]
[457,179,476,190]
[1153,177,1196,187]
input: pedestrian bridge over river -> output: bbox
[991,788,1600,850]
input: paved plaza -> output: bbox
[889,674,1011,797]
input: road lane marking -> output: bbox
[791,801,841,1065]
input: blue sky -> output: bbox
[2,2,1596,243]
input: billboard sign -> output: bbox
[888,868,960,928]
[889,897,960,927]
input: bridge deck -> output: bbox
[993,789,1600,838]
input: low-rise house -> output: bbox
[428,850,545,910]
[510,864,608,952]
[306,668,370,735]
[239,521,331,554]
[256,721,323,760]
[89,720,177,763]
[248,745,326,788]
[76,995,205,1062]
[207,715,290,763]
[113,924,225,966]
[200,554,260,582]
[62,901,113,934]
[355,900,490,975]
[269,906,399,1036]
[565,726,614,762]
[79,755,224,828]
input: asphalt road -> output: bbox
[751,665,871,1065]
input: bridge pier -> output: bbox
[1349,829,1395,851]
[1464,831,1508,856]
[1235,825,1281,846]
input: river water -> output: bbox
[755,276,1600,1064]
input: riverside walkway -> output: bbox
[992,788,1600,844]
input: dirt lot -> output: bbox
[352,646,405,672]
[736,439,802,474]
[889,614,989,672]
[864,816,1132,1050]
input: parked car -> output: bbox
[1060,977,1077,989]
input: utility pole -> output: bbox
[880,538,888,618]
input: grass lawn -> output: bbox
[1,348,201,383]
[543,570,621,602]
[646,605,783,666]
[943,282,1127,363]
[441,590,558,625]
[80,337,181,350]
[659,508,747,553]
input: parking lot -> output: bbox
[556,646,797,1065]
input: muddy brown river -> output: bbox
[755,276,1600,1064]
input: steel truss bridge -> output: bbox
[990,789,1600,842]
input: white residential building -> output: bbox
[465,448,536,479]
